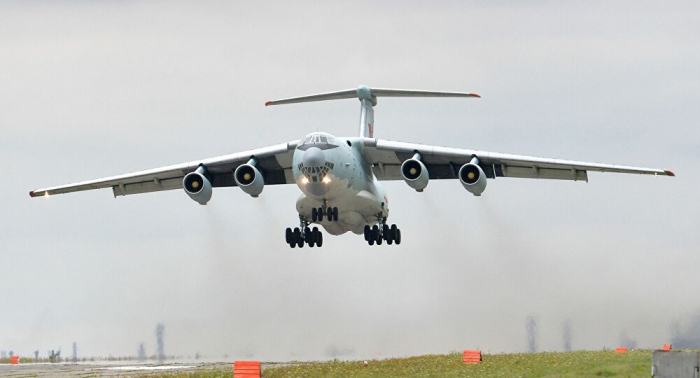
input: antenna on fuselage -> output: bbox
[264,85,480,138]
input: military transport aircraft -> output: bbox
[30,85,674,248]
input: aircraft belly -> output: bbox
[296,187,383,235]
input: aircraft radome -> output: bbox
[30,85,675,248]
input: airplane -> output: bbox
[30,85,675,248]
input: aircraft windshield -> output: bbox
[301,134,338,146]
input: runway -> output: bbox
[0,361,236,377]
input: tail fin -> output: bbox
[265,85,480,138]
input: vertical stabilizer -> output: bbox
[357,85,375,138]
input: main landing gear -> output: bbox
[286,215,323,248]
[364,214,401,246]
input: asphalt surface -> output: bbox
[0,362,235,377]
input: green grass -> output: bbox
[138,349,655,377]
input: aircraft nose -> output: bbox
[303,146,325,167]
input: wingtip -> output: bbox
[265,100,272,107]
[469,93,481,98]
[664,169,675,177]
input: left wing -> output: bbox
[30,141,298,198]
[363,138,674,181]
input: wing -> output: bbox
[30,141,298,198]
[363,138,674,181]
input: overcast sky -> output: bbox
[1,1,698,361]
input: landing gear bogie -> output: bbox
[287,216,325,248]
[364,213,401,247]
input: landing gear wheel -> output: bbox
[382,225,390,241]
[315,228,323,247]
[327,209,333,222]
[332,207,339,221]
[297,237,304,248]
[285,228,292,244]
[376,234,383,245]
[364,225,371,241]
[304,227,314,247]
[311,208,317,222]
[395,229,401,245]
[368,238,374,246]
[390,224,397,240]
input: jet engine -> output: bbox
[183,167,212,205]
[401,153,429,192]
[459,157,487,196]
[234,162,264,197]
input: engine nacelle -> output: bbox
[183,168,212,205]
[401,158,429,192]
[234,163,264,197]
[459,162,487,196]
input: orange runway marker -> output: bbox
[234,360,261,378]
[463,350,482,364]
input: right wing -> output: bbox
[30,141,298,198]
[363,138,674,181]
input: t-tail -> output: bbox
[265,85,480,138]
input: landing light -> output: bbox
[322,176,331,184]
[44,192,49,198]
[301,176,309,185]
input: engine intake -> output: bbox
[459,158,487,196]
[401,153,429,192]
[183,167,212,205]
[234,162,264,197]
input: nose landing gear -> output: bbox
[363,214,401,246]
[311,205,338,222]
[286,215,323,248]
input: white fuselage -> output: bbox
[292,132,388,235]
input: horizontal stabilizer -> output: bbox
[265,85,480,106]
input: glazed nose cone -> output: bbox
[302,147,328,197]
[303,146,325,167]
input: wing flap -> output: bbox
[112,176,183,197]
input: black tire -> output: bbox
[290,241,296,248]
[387,237,393,245]
[364,225,371,241]
[304,227,312,243]
[311,208,317,222]
[327,209,333,222]
[298,238,304,248]
[333,207,339,221]
[390,224,397,240]
[395,229,401,245]
[382,225,390,240]
[376,235,383,245]
[293,228,301,243]
[285,228,292,244]
[316,231,323,247]
[368,238,374,246]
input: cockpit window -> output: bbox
[298,134,339,149]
